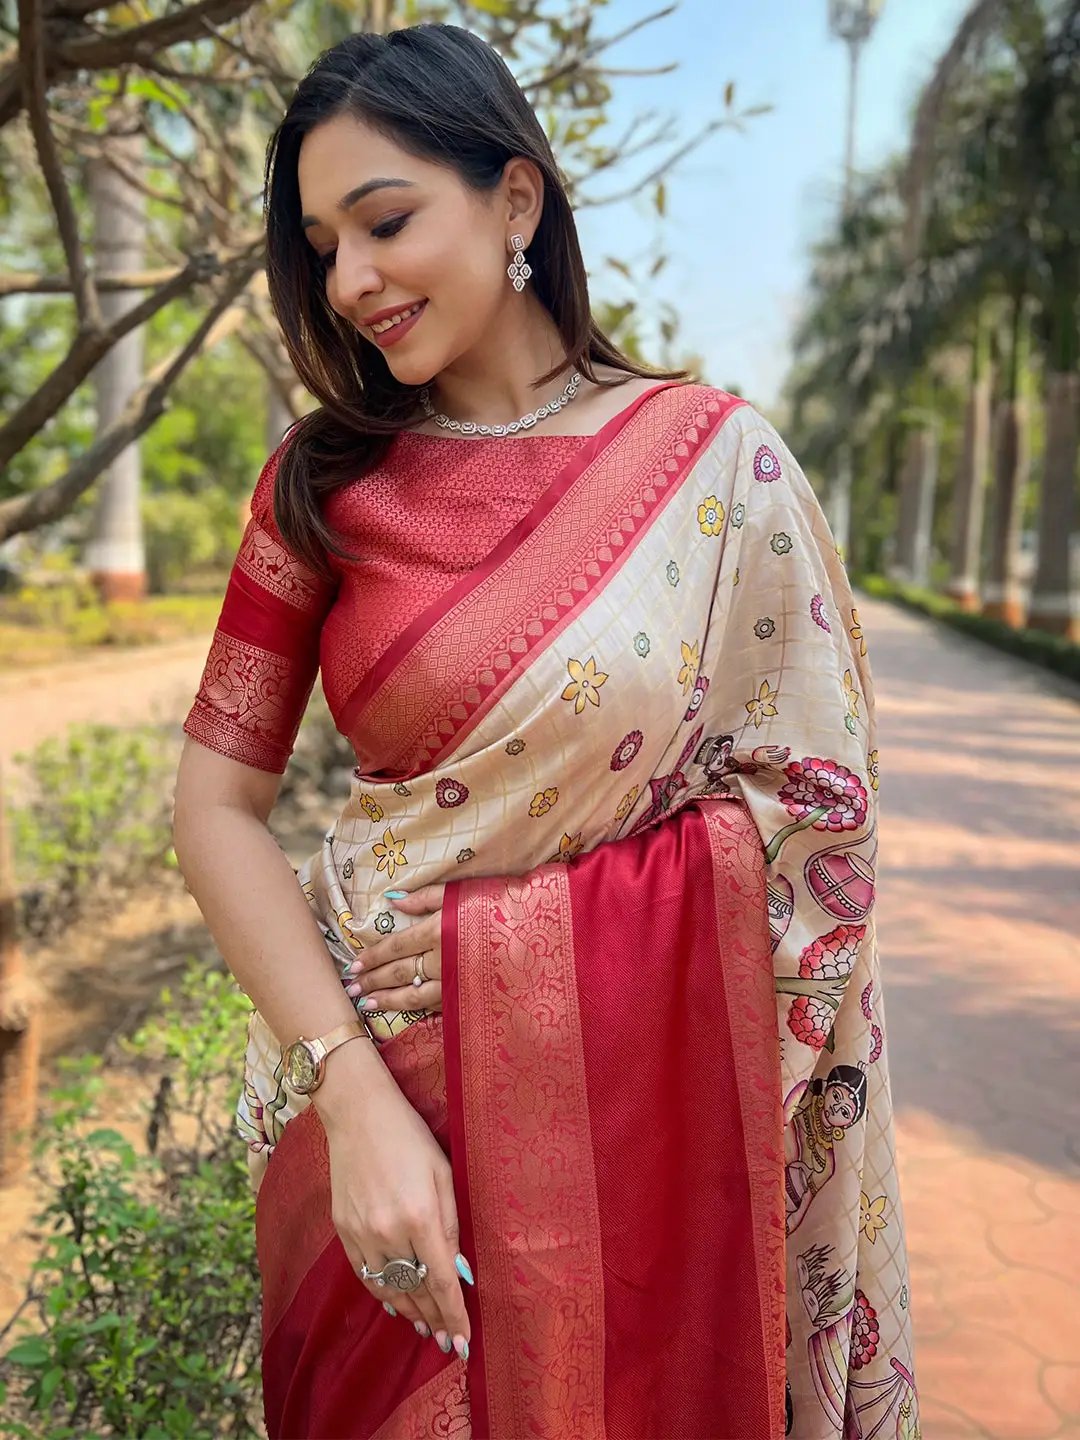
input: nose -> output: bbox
[331,243,383,314]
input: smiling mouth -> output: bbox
[366,301,425,335]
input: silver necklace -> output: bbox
[419,371,583,438]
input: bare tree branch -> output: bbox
[0,266,191,296]
[576,116,736,208]
[519,4,678,97]
[0,248,248,472]
[0,253,259,542]
[0,0,261,128]
[16,0,100,330]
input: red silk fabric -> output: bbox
[257,800,785,1439]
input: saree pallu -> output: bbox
[246,384,919,1440]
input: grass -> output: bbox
[0,591,222,669]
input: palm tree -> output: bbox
[945,311,992,609]
[903,0,1080,632]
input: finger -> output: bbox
[349,949,439,996]
[418,1224,470,1359]
[356,980,442,1015]
[385,883,446,915]
[347,915,439,975]
[360,1251,433,1340]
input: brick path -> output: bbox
[862,596,1080,1439]
[2,604,1078,1435]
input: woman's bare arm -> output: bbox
[171,737,392,1122]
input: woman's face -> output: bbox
[823,1083,858,1130]
[297,114,517,388]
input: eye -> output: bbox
[372,213,409,240]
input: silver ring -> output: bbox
[412,953,427,988]
[361,1257,428,1293]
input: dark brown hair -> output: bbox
[264,22,683,570]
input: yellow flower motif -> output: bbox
[860,1191,889,1244]
[850,608,867,658]
[843,668,861,720]
[745,678,779,728]
[867,749,880,792]
[733,567,741,586]
[552,831,584,863]
[359,793,384,823]
[561,656,609,715]
[677,639,701,696]
[697,495,725,536]
[615,785,640,823]
[529,787,559,818]
[337,909,364,953]
[371,826,407,880]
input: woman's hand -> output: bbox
[317,1042,473,1358]
[346,884,446,1014]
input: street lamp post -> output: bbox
[826,0,884,556]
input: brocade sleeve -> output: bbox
[183,446,337,774]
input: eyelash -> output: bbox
[318,214,410,270]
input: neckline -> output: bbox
[394,380,683,444]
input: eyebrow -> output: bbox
[301,178,416,231]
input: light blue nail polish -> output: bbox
[455,1337,469,1362]
[384,889,408,900]
[454,1253,475,1286]
[383,1302,396,1317]
[414,1320,430,1338]
[437,1333,453,1354]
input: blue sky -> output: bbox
[572,0,974,410]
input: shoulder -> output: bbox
[249,426,302,525]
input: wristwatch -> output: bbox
[282,1019,371,1095]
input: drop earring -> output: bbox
[507,234,532,292]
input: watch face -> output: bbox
[284,1041,317,1093]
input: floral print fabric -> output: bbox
[237,387,916,1440]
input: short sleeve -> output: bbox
[183,445,338,774]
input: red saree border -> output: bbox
[700,802,788,1431]
[347,384,746,778]
[449,865,606,1440]
[257,1017,448,1349]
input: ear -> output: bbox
[501,156,544,247]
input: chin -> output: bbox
[381,350,441,390]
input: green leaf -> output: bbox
[724,80,736,107]
[39,1366,64,1406]
[6,1336,51,1367]
[654,181,667,218]
[606,257,632,279]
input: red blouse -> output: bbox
[184,434,587,773]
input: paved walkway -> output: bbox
[862,596,1080,1439]
[0,634,211,780]
[1,604,1078,1435]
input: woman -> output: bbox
[173,23,918,1440]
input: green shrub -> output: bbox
[143,489,241,596]
[856,574,1080,685]
[0,966,261,1439]
[12,724,176,939]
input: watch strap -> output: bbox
[312,1019,369,1059]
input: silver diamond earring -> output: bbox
[508,234,532,292]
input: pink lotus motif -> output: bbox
[780,923,865,1050]
[753,444,781,483]
[850,1290,880,1369]
[869,1024,883,1064]
[765,758,869,863]
[610,729,644,772]
[435,777,469,809]
[810,594,831,632]
[861,981,874,1020]
[685,675,710,721]
[788,994,834,1051]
